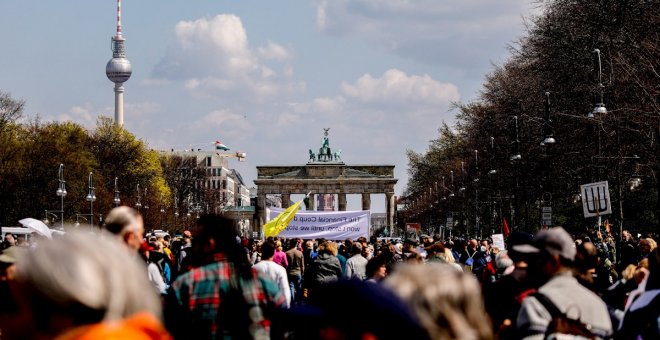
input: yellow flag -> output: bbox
[263,198,305,238]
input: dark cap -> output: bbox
[404,238,418,246]
[513,227,576,261]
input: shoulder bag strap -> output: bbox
[531,292,563,318]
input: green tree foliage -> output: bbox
[404,0,659,235]
[0,108,172,228]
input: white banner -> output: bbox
[492,234,505,250]
[267,208,370,240]
[580,181,612,218]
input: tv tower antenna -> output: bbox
[105,0,132,127]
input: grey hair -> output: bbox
[384,263,493,340]
[15,230,161,324]
[495,250,514,270]
[103,206,140,236]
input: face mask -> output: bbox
[480,246,487,252]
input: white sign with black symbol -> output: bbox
[580,181,612,218]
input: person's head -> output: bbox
[622,230,632,241]
[191,214,246,268]
[318,241,338,256]
[261,240,276,260]
[4,234,16,247]
[349,242,363,256]
[468,239,478,250]
[103,206,144,251]
[644,248,660,290]
[287,239,298,250]
[275,240,283,251]
[5,231,160,339]
[366,255,388,281]
[305,240,314,250]
[384,263,494,340]
[514,227,576,285]
[495,251,514,275]
[639,238,657,255]
[0,246,24,281]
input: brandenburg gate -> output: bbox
[254,129,398,234]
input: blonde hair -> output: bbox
[15,231,161,326]
[384,263,493,340]
[318,241,338,256]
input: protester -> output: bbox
[344,242,368,280]
[103,206,145,252]
[514,227,613,339]
[385,263,494,340]
[253,240,291,308]
[305,241,342,299]
[617,248,660,338]
[284,238,304,304]
[0,231,168,339]
[483,231,535,338]
[365,255,389,283]
[167,214,286,339]
[272,240,288,268]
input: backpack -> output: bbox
[532,292,596,339]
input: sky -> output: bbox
[0,0,540,212]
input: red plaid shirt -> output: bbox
[172,254,286,339]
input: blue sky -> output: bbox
[0,1,539,211]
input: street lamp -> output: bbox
[143,187,149,210]
[488,137,497,175]
[113,177,121,206]
[159,193,166,229]
[135,183,142,210]
[86,172,96,229]
[542,92,556,145]
[74,215,87,228]
[510,116,522,160]
[56,164,67,229]
[589,49,607,118]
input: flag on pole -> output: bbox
[215,140,230,151]
[502,217,511,238]
[263,194,309,238]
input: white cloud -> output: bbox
[258,41,292,61]
[140,78,172,87]
[56,105,97,128]
[340,69,459,105]
[153,14,303,101]
[188,109,250,131]
[314,0,539,67]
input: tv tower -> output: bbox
[106,0,132,126]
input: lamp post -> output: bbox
[86,172,96,230]
[488,137,497,175]
[474,150,480,238]
[74,214,87,228]
[56,164,67,229]
[589,49,607,118]
[135,183,142,211]
[159,193,165,229]
[542,92,556,145]
[113,177,121,206]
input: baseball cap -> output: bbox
[0,246,25,264]
[513,227,576,261]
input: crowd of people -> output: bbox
[0,207,659,339]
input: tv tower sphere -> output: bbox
[106,0,132,126]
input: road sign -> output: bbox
[580,181,612,218]
[542,206,552,213]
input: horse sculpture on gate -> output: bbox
[333,149,342,161]
[309,128,342,163]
